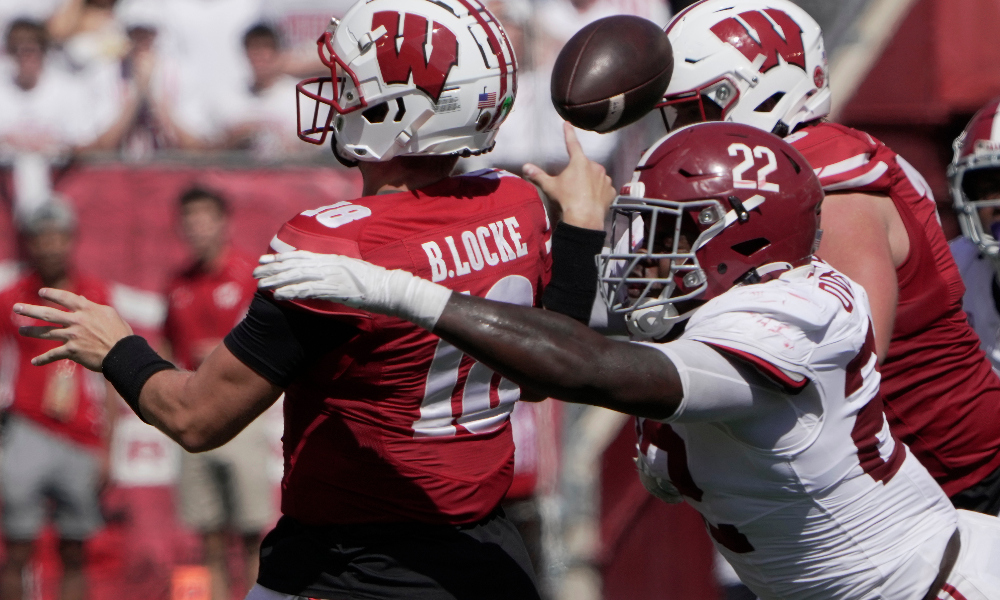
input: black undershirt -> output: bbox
[224,292,358,387]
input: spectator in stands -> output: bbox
[163,187,274,600]
[47,0,127,70]
[209,24,305,159]
[0,19,105,158]
[0,198,114,600]
[83,4,206,158]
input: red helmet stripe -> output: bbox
[454,0,514,129]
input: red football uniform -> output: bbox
[267,170,551,525]
[0,272,110,447]
[788,122,1000,495]
[164,248,257,370]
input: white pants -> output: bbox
[938,510,1000,599]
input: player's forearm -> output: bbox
[434,294,682,419]
[137,370,240,452]
[135,346,282,452]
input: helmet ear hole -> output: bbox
[362,102,390,124]
[731,237,771,257]
[393,98,406,122]
[754,92,785,113]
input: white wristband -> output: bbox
[381,268,453,330]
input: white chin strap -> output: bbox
[627,300,694,341]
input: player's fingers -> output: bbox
[258,254,278,265]
[12,303,74,326]
[30,345,74,367]
[563,122,586,161]
[18,325,68,340]
[37,288,88,312]
[521,162,555,188]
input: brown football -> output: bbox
[551,15,673,133]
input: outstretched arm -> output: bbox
[434,294,682,419]
[15,289,282,451]
[256,252,683,420]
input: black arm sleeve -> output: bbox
[224,292,359,388]
[542,222,607,323]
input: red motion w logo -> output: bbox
[373,11,458,103]
[710,9,806,73]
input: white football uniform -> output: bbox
[636,259,959,599]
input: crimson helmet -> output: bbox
[658,0,829,137]
[296,0,517,163]
[950,97,1000,268]
[599,122,823,339]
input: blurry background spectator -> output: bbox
[47,0,127,71]
[162,187,275,600]
[175,24,312,160]
[0,198,114,600]
[0,19,101,159]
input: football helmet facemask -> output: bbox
[600,122,824,340]
[659,0,829,137]
[950,97,1000,271]
[296,0,517,162]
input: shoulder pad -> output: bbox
[682,268,849,387]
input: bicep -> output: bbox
[816,192,898,361]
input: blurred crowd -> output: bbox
[0,0,681,219]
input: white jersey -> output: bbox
[636,259,958,600]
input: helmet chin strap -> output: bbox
[330,131,360,168]
[626,298,701,341]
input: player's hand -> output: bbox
[255,251,389,307]
[14,288,133,372]
[522,122,615,230]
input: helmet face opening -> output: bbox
[600,196,725,317]
[950,98,1000,263]
[658,77,738,131]
[296,31,368,145]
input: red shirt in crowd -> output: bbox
[163,248,257,370]
[268,170,552,525]
[0,272,110,448]
[789,122,1000,495]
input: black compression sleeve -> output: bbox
[224,292,358,387]
[543,222,607,323]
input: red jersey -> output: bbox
[788,122,1000,495]
[0,272,110,447]
[164,248,257,370]
[266,170,551,526]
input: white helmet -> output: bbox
[296,0,517,163]
[950,97,1000,269]
[660,0,829,137]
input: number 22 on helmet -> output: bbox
[295,0,517,164]
[600,122,824,340]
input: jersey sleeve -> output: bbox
[224,291,359,387]
[787,123,892,194]
[640,339,787,423]
[267,210,375,323]
[679,281,839,393]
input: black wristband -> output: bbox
[102,335,176,424]
[543,222,607,323]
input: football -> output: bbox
[551,15,673,133]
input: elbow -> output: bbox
[170,417,227,453]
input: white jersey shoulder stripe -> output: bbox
[822,161,889,191]
[814,153,870,180]
[269,235,296,253]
